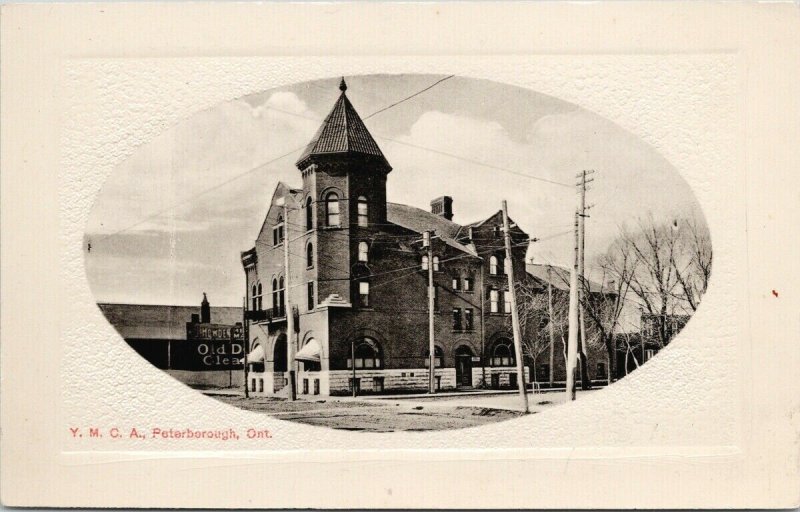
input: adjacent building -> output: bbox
[98,294,244,388]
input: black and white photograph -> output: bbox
[3,3,798,508]
[86,74,711,432]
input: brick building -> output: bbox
[240,79,531,397]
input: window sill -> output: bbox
[319,226,344,231]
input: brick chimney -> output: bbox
[201,292,211,323]
[430,196,453,221]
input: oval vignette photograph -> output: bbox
[84,74,712,433]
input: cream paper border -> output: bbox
[2,2,799,508]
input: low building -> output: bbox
[98,294,244,388]
[615,311,690,376]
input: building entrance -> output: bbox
[455,346,473,387]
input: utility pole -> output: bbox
[501,201,529,414]
[547,265,555,388]
[351,338,357,397]
[424,230,436,394]
[243,296,249,399]
[566,211,580,402]
[279,197,297,401]
[576,170,595,390]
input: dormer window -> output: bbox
[273,215,285,246]
[357,196,368,227]
[325,192,340,227]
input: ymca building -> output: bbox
[241,79,531,397]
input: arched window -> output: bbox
[349,338,381,369]
[425,346,444,368]
[432,256,440,271]
[273,214,285,246]
[306,242,314,268]
[305,197,313,231]
[421,255,429,270]
[325,192,340,227]
[251,283,258,311]
[489,255,499,275]
[492,339,515,366]
[256,282,263,310]
[357,196,368,227]
[358,241,369,262]
[489,288,500,313]
[272,278,279,316]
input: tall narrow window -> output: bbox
[489,255,499,275]
[464,276,474,292]
[452,276,460,291]
[278,277,286,316]
[421,255,429,270]
[307,281,315,310]
[452,308,462,330]
[504,290,512,314]
[305,197,313,231]
[358,281,370,307]
[358,241,369,262]
[306,242,314,268]
[357,196,368,227]
[271,279,279,316]
[432,256,440,271]
[273,215,285,246]
[490,289,499,313]
[325,192,340,227]
[256,282,263,311]
[465,308,474,330]
[251,283,258,311]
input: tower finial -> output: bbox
[339,77,347,92]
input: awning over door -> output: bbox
[245,344,265,363]
[294,339,321,362]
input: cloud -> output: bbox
[86,91,318,237]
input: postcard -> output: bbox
[1,2,799,508]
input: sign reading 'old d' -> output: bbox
[171,323,246,371]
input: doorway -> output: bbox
[455,346,473,388]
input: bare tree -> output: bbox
[510,276,571,385]
[604,213,711,361]
[581,238,636,382]
[672,215,713,312]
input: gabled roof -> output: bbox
[462,210,503,229]
[97,303,242,341]
[387,202,477,257]
[295,79,391,171]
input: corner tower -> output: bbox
[295,78,392,304]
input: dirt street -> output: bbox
[208,390,587,432]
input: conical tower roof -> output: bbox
[295,79,391,171]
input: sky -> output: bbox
[85,74,704,307]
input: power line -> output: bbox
[362,75,455,120]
